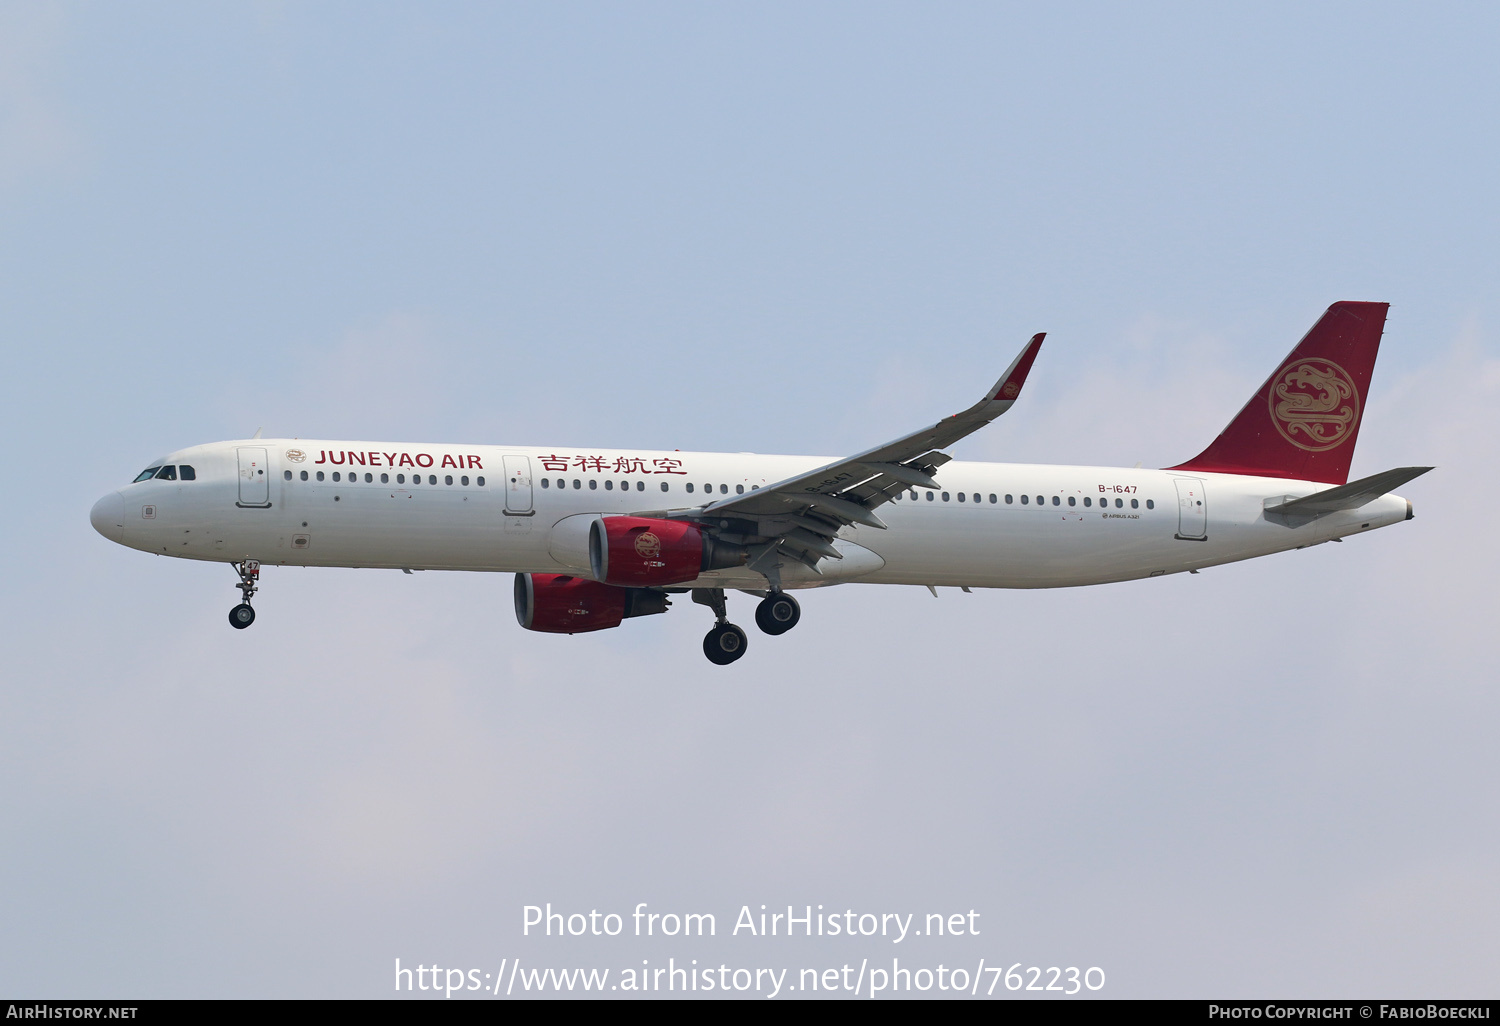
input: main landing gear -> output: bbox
[228,559,260,629]
[755,592,801,636]
[693,589,803,664]
[694,588,748,665]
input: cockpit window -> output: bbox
[156,466,177,481]
[133,467,162,483]
[179,465,196,481]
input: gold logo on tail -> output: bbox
[1268,359,1360,451]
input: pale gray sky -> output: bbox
[1,2,1496,998]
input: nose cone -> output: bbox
[90,491,125,543]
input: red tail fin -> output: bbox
[1167,301,1388,485]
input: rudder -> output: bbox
[1167,301,1388,485]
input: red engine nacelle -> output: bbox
[514,573,669,634]
[589,516,744,587]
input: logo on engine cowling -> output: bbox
[1268,359,1360,452]
[634,531,662,558]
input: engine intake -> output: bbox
[589,516,746,587]
[514,573,669,634]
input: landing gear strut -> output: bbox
[694,588,748,665]
[754,592,801,635]
[228,559,259,629]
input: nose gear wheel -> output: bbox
[228,559,260,629]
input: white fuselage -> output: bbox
[90,439,1412,591]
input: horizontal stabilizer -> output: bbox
[1265,466,1433,518]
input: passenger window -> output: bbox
[445,475,453,485]
[365,473,373,483]
[316,471,325,481]
[589,479,597,490]
[411,474,419,485]
[429,475,437,485]
[397,474,405,484]
[133,467,162,483]
[478,477,486,486]
[284,470,292,480]
[1146,499,1154,509]
[1068,496,1076,506]
[157,466,177,481]
[333,472,341,482]
[605,480,614,491]
[381,473,389,483]
[462,475,469,486]
[1131,498,1138,509]
[1021,494,1028,504]
[1084,496,1091,507]
[179,465,196,481]
[926,491,934,501]
[1051,496,1059,506]
[660,481,669,492]
[942,492,950,502]
[1036,495,1044,505]
[1115,498,1123,508]
[687,483,695,493]
[571,479,579,489]
[1005,494,1013,504]
[989,494,997,504]
[720,484,728,494]
[637,481,645,491]
[972,493,981,503]
[736,484,744,494]
[301,471,309,481]
[957,492,965,502]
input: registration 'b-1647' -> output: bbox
[91,302,1430,664]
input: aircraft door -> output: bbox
[1173,477,1206,540]
[503,455,534,515]
[237,447,271,507]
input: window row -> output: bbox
[543,478,649,492]
[132,464,197,483]
[538,478,761,495]
[285,470,485,487]
[897,490,1153,510]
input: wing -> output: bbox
[645,332,1045,577]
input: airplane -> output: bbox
[90,301,1430,665]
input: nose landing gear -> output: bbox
[693,588,748,665]
[228,559,260,629]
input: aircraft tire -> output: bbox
[754,593,801,635]
[229,603,256,629]
[703,623,748,665]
